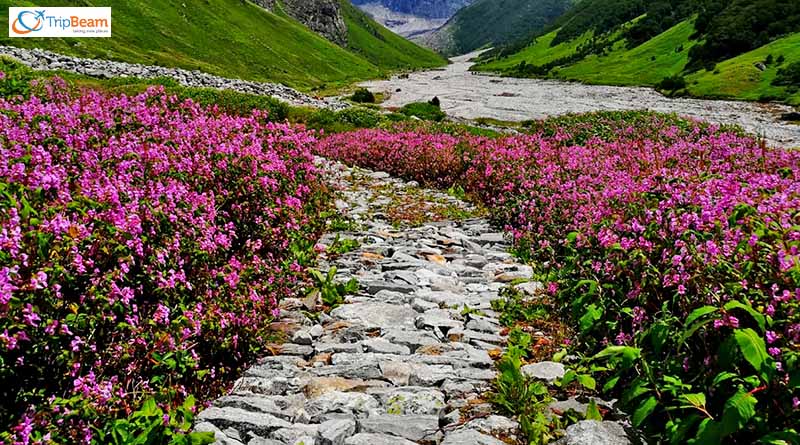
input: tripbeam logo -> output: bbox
[9,7,111,37]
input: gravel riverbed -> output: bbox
[360,51,800,148]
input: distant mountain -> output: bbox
[417,0,573,56]
[473,0,800,104]
[351,0,474,37]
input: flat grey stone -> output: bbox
[271,424,319,443]
[247,436,283,445]
[358,414,442,443]
[465,415,519,437]
[553,420,633,445]
[281,344,315,356]
[361,338,411,355]
[232,377,290,396]
[305,391,380,422]
[521,361,566,383]
[196,407,291,436]
[316,342,362,354]
[344,433,417,445]
[441,429,506,445]
[317,418,356,445]
[364,280,417,295]
[381,388,446,415]
[382,328,440,351]
[411,298,439,312]
[215,395,301,421]
[331,302,417,329]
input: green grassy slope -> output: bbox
[686,33,800,105]
[475,14,800,104]
[473,28,592,72]
[338,0,445,70]
[557,19,696,85]
[0,0,441,90]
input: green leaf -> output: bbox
[586,399,603,421]
[579,303,603,333]
[734,328,773,381]
[711,371,738,387]
[685,306,718,327]
[649,322,670,355]
[759,430,800,445]
[680,393,707,413]
[602,375,620,392]
[577,374,597,391]
[632,395,658,427]
[719,389,757,437]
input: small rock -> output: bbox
[344,433,417,445]
[553,420,633,445]
[521,361,566,382]
[317,418,356,445]
[293,329,313,345]
[361,338,411,355]
[441,429,506,445]
[358,414,442,443]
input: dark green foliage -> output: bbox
[551,0,646,45]
[429,96,441,107]
[688,0,800,70]
[351,88,376,103]
[398,102,447,122]
[656,74,687,93]
[773,61,800,89]
[446,0,572,55]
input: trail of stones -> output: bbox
[194,160,636,445]
[195,160,523,445]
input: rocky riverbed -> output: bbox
[194,159,637,445]
[0,46,347,110]
[360,51,800,148]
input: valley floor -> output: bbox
[360,51,800,148]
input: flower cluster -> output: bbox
[317,112,800,442]
[1,80,327,443]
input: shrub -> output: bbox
[773,61,800,88]
[656,74,687,93]
[398,102,446,122]
[350,87,375,103]
[0,77,327,443]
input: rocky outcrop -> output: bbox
[0,46,347,109]
[254,0,348,46]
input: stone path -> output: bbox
[194,160,639,445]
[193,159,526,444]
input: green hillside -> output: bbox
[339,0,445,69]
[556,19,696,85]
[686,33,800,104]
[0,0,443,90]
[473,0,800,104]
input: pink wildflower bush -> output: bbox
[317,113,800,443]
[0,80,327,442]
